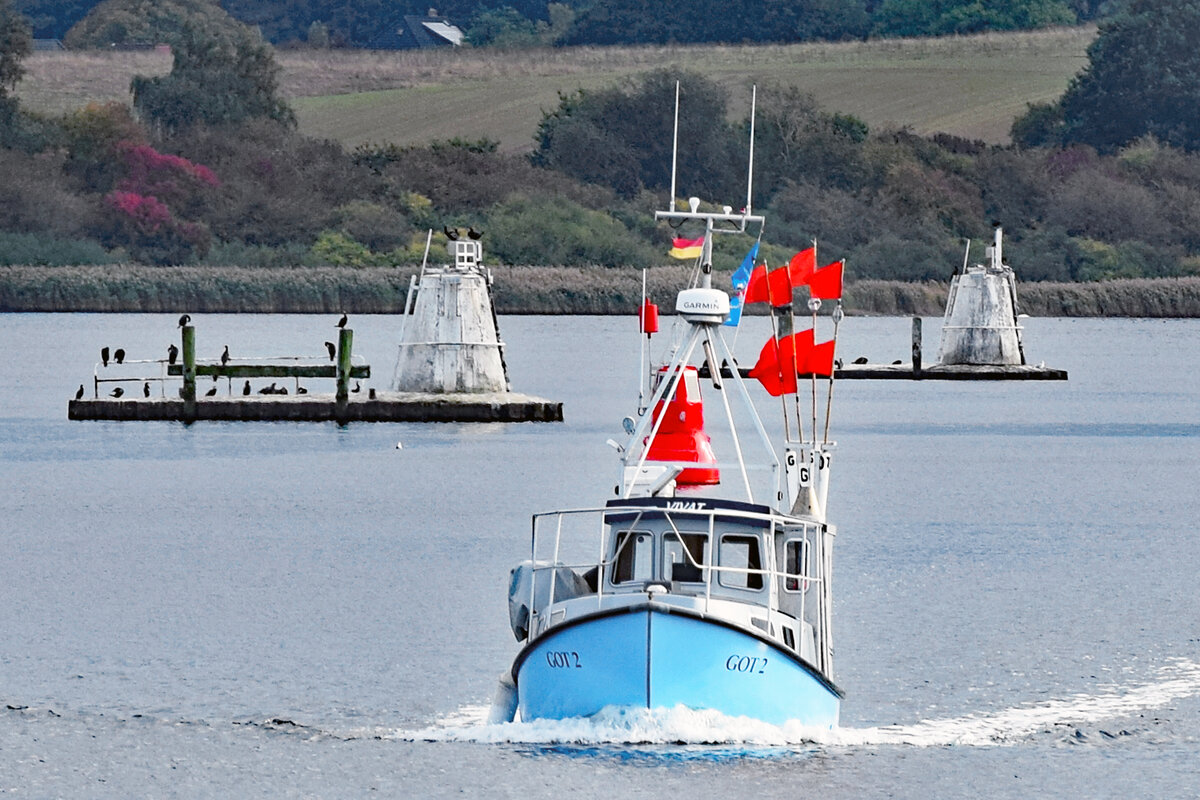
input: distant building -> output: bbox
[369,13,464,50]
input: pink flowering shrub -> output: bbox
[99,142,218,263]
[105,191,173,234]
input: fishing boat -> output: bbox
[491,86,846,729]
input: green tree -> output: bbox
[64,0,246,48]
[132,22,294,134]
[1058,0,1200,152]
[0,0,31,105]
[872,0,1075,36]
[533,70,740,202]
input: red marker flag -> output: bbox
[747,329,837,396]
[744,263,792,306]
[788,247,816,287]
[807,259,844,300]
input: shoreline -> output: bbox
[3,265,1200,317]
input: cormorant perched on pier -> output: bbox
[296,385,308,394]
[467,226,482,240]
[325,341,336,361]
[337,312,347,328]
[143,382,150,397]
[109,387,124,398]
[352,381,362,393]
[75,384,84,400]
[167,344,178,365]
[178,314,190,327]
[114,348,125,364]
[258,382,277,395]
[221,345,230,366]
[278,386,288,395]
[242,380,251,396]
[444,226,459,241]
[205,386,217,396]
[852,356,868,364]
[101,347,109,367]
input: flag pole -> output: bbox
[764,276,795,442]
[823,297,844,445]
[808,239,821,444]
[745,85,756,223]
[810,298,820,447]
[669,81,680,214]
[639,268,648,414]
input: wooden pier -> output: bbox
[71,322,562,423]
[68,391,563,423]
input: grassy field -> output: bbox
[14,26,1094,152]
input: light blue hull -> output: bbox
[514,607,840,728]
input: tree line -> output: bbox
[1,0,1199,287]
[20,0,1115,48]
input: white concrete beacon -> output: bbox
[936,225,1026,366]
[392,233,511,393]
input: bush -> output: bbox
[485,194,660,267]
[0,231,115,265]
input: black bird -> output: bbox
[167,344,179,365]
[114,348,125,364]
[242,380,251,396]
[221,345,230,366]
[352,381,362,393]
[101,347,110,367]
[212,374,218,383]
[296,385,308,395]
[205,386,217,396]
[325,341,336,361]
[467,226,482,240]
[892,360,902,365]
[834,358,843,370]
[336,312,347,328]
[178,314,190,328]
[443,225,459,241]
[75,384,84,400]
[852,356,869,365]
[278,387,288,395]
[258,382,277,395]
[109,387,124,398]
[143,381,150,398]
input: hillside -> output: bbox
[14,26,1094,152]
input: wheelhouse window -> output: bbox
[612,530,653,584]
[718,534,763,590]
[784,539,809,592]
[663,531,708,583]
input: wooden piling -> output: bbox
[181,325,196,402]
[336,328,353,402]
[911,317,922,376]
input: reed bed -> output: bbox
[5,265,1200,317]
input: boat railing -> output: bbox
[527,505,825,636]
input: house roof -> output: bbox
[368,15,464,50]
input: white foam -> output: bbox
[392,658,1200,749]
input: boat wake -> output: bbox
[395,658,1200,749]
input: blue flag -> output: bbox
[725,241,759,327]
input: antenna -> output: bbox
[746,85,756,218]
[669,81,680,213]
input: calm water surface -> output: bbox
[1,312,1199,797]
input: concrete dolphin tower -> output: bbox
[936,226,1026,366]
[393,235,511,393]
